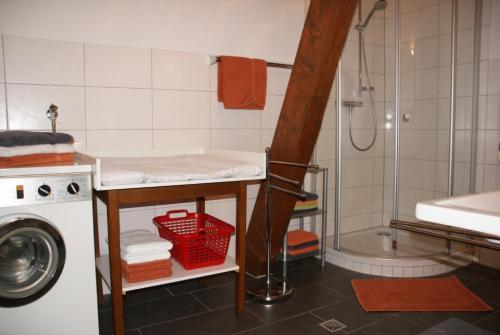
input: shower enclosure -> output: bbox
[322,0,482,276]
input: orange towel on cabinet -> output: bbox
[217,56,267,109]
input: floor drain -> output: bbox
[319,319,347,333]
[376,230,391,237]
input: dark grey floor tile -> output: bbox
[192,283,240,309]
[466,277,500,305]
[350,315,424,335]
[312,298,395,333]
[99,294,208,333]
[284,263,352,288]
[247,282,349,323]
[398,309,496,330]
[455,264,500,281]
[321,272,372,297]
[140,307,264,335]
[418,317,497,335]
[238,312,342,335]
[474,311,500,334]
[98,286,172,311]
[168,272,235,295]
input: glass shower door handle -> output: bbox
[402,113,411,122]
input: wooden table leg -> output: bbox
[92,191,104,305]
[235,182,246,314]
[196,197,205,213]
[106,190,125,335]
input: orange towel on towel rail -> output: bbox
[217,56,267,109]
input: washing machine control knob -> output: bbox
[38,184,51,197]
[67,182,80,195]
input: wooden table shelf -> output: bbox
[92,180,249,335]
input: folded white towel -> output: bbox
[108,229,173,255]
[0,143,74,157]
[121,250,171,264]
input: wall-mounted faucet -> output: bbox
[46,104,58,133]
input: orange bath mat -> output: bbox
[351,275,493,312]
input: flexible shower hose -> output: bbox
[348,31,378,152]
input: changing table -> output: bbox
[77,148,265,335]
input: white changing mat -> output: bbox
[100,154,262,186]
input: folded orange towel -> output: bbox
[121,259,172,274]
[217,56,267,109]
[0,152,75,168]
[123,268,173,283]
[287,229,319,247]
[286,244,319,256]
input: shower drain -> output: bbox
[319,319,347,333]
[377,230,392,237]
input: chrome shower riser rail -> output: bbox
[390,220,500,252]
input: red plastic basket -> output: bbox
[153,210,235,270]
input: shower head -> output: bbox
[356,0,387,31]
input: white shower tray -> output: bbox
[415,190,500,238]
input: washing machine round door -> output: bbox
[0,216,65,307]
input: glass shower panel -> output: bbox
[337,0,387,256]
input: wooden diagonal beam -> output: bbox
[246,0,358,275]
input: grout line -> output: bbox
[244,308,269,325]
[150,48,154,149]
[190,292,211,311]
[2,35,10,130]
[83,43,88,149]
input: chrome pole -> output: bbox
[334,63,342,251]
[321,168,328,266]
[392,0,401,255]
[469,0,483,194]
[446,0,458,255]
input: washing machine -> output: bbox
[0,164,99,335]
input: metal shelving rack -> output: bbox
[289,167,328,268]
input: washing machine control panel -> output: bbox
[0,173,91,207]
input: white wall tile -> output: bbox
[85,43,151,88]
[400,99,438,130]
[153,90,210,129]
[342,158,375,187]
[439,33,451,67]
[7,84,85,131]
[456,63,473,97]
[267,68,291,95]
[3,36,84,85]
[210,92,261,129]
[486,94,500,130]
[457,29,474,64]
[416,68,438,99]
[316,129,335,161]
[153,49,209,91]
[0,37,4,82]
[211,129,260,151]
[457,0,475,31]
[86,130,152,150]
[484,130,500,164]
[259,95,284,129]
[153,129,210,149]
[400,159,435,190]
[488,59,500,94]
[0,84,6,129]
[260,128,274,151]
[400,130,437,160]
[415,37,438,70]
[86,87,152,129]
